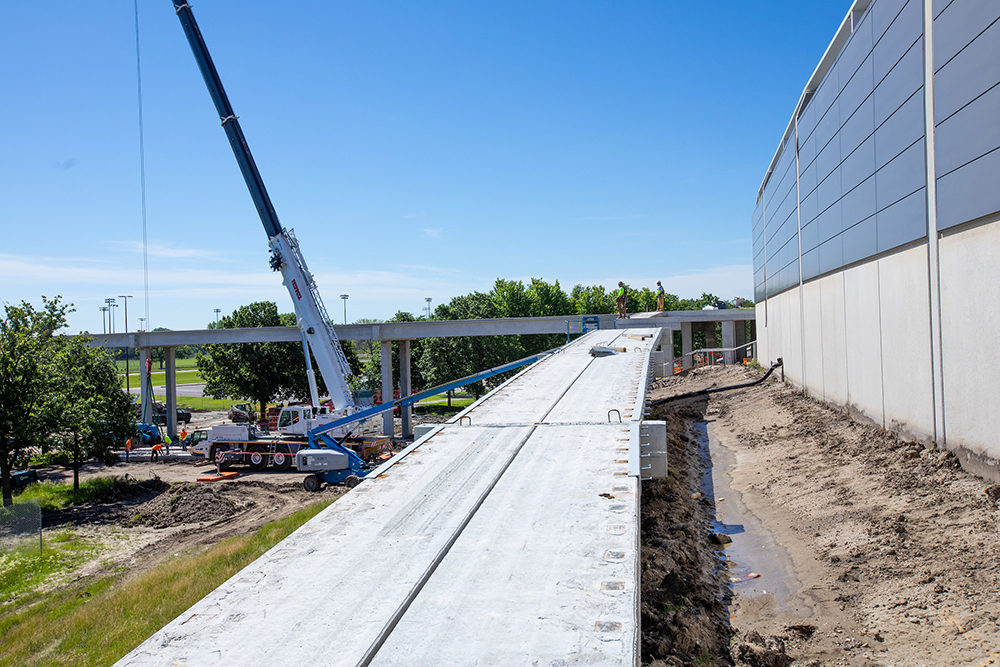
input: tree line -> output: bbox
[1,298,134,506]
[351,279,731,403]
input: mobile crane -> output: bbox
[172,3,557,489]
[172,2,375,481]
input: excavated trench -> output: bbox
[640,400,806,667]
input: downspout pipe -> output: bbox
[651,359,783,406]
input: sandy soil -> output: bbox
[643,364,1000,667]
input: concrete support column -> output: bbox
[734,320,748,362]
[681,322,693,370]
[399,340,413,438]
[165,347,177,450]
[380,340,393,437]
[139,347,150,423]
[721,321,735,364]
[667,329,676,374]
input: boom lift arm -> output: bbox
[172,2,354,410]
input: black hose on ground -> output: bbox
[651,358,783,406]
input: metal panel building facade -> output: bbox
[753,0,1000,480]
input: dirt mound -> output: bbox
[128,479,310,529]
[44,475,171,528]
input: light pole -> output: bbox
[99,306,109,334]
[105,298,117,333]
[425,297,432,319]
[214,308,221,325]
[340,295,349,324]
[138,317,146,331]
[119,295,133,394]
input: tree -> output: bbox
[357,312,427,397]
[149,327,172,369]
[570,284,615,315]
[199,303,300,417]
[417,293,521,400]
[197,302,347,417]
[0,297,71,507]
[46,338,133,491]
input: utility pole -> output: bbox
[340,294,349,324]
[119,295,133,394]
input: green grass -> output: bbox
[151,395,242,412]
[0,531,98,604]
[120,369,202,389]
[0,499,334,667]
[413,393,475,415]
[114,358,199,372]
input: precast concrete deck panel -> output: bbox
[371,422,638,666]
[115,328,657,667]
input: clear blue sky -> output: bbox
[1,1,848,334]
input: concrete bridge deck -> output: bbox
[114,327,660,666]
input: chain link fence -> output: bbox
[0,498,43,556]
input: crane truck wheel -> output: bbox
[247,445,268,471]
[344,475,360,488]
[303,474,321,493]
[271,445,292,471]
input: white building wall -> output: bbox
[819,272,849,406]
[842,260,885,427]
[801,281,826,400]
[939,220,1000,470]
[754,0,1000,480]
[760,227,1000,474]
[876,246,934,439]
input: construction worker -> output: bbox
[151,443,162,462]
[615,282,628,319]
[656,281,665,311]
[179,428,188,445]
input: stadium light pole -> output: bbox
[425,297,432,319]
[214,308,221,325]
[340,295,349,324]
[119,295,133,394]
[105,298,117,333]
[100,306,109,334]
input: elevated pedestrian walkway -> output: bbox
[115,327,661,666]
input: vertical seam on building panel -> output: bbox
[922,0,946,447]
[795,116,807,389]
[842,271,851,408]
[762,196,768,328]
[876,262,886,428]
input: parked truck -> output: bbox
[186,422,385,473]
[186,424,294,472]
